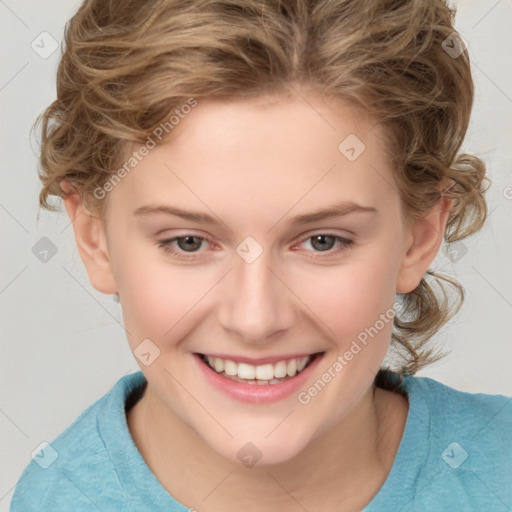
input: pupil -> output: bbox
[178,236,202,252]
[312,235,334,251]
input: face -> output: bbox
[70,90,445,466]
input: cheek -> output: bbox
[293,252,398,343]
[117,253,213,349]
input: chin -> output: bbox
[202,427,313,468]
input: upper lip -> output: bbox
[196,351,324,366]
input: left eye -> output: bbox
[299,234,351,253]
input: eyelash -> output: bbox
[156,232,354,260]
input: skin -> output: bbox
[62,87,453,511]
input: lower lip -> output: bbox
[193,352,324,404]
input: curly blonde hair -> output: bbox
[35,0,490,375]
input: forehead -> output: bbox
[161,91,379,156]
[109,92,397,225]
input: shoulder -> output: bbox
[9,372,146,512]
[404,374,512,505]
[404,373,512,432]
[374,371,512,509]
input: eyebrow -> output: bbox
[133,201,377,226]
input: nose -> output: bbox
[218,251,295,344]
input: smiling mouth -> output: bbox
[196,352,324,385]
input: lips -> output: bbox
[193,351,325,403]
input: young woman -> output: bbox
[10,1,511,510]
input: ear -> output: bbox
[396,192,454,294]
[60,180,118,295]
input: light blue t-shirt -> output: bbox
[9,370,512,511]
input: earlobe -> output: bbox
[396,195,454,294]
[60,180,118,295]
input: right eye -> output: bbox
[157,234,213,259]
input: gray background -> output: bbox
[1,0,511,509]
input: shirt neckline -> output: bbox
[98,370,430,511]
[98,371,186,510]
[362,369,432,510]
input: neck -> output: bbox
[127,380,407,511]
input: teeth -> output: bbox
[287,359,297,377]
[255,364,274,380]
[274,360,287,378]
[203,354,313,381]
[297,357,308,372]
[238,363,255,380]
[224,359,238,376]
[214,358,224,373]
